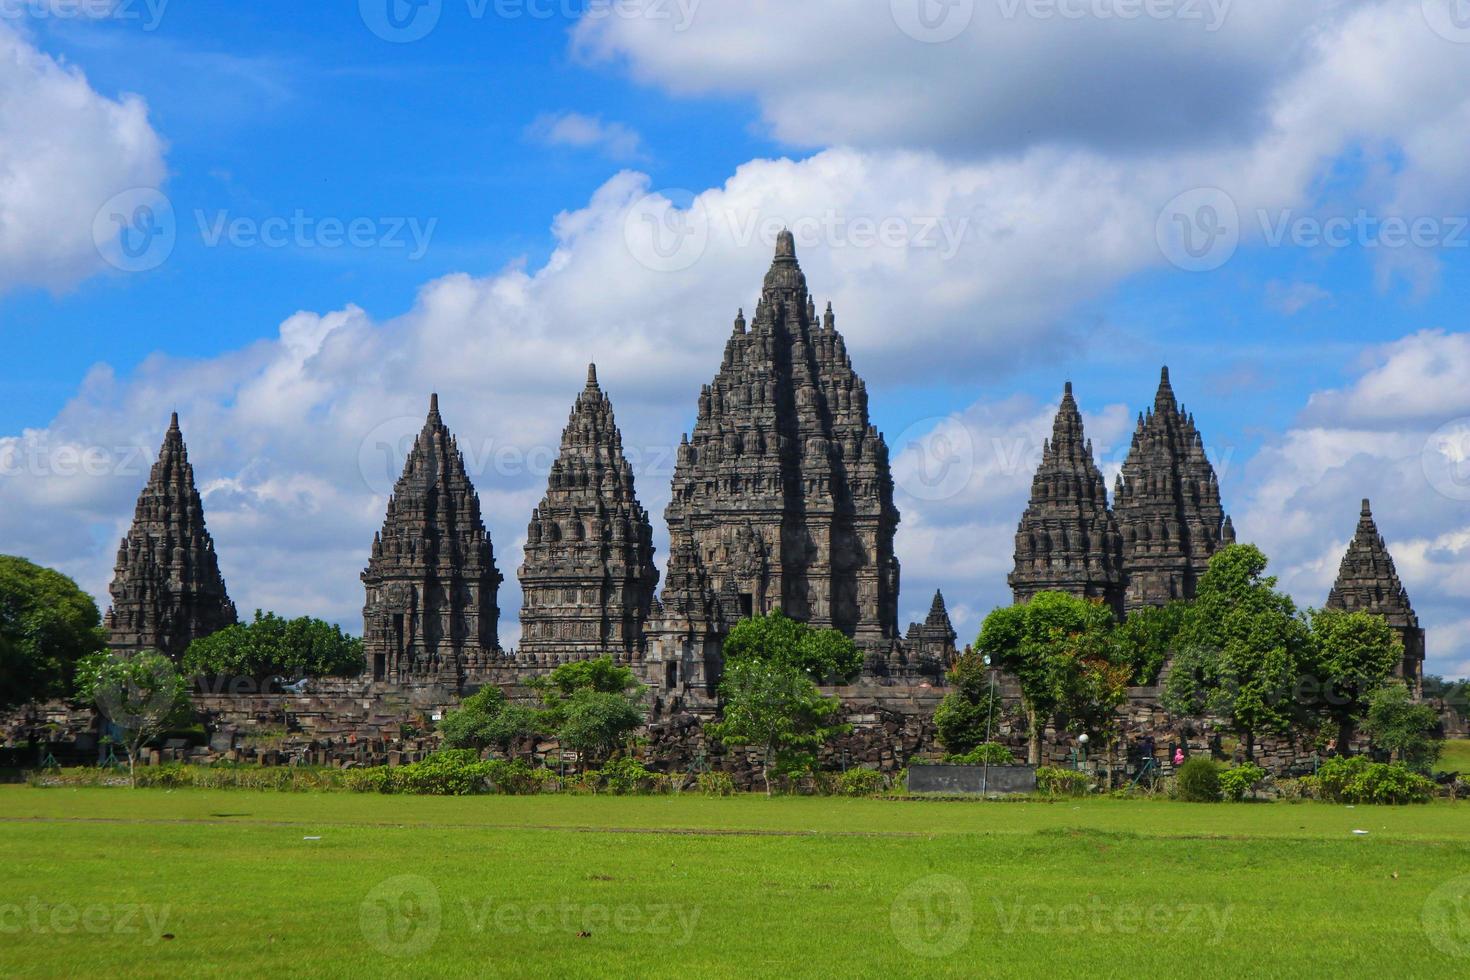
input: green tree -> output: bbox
[182,610,364,680]
[438,686,540,758]
[1111,601,1186,686]
[721,609,861,683]
[0,556,106,709]
[531,656,646,770]
[933,649,1004,755]
[974,592,1123,765]
[1305,608,1403,752]
[1163,545,1312,760]
[73,650,191,783]
[1363,681,1442,770]
[707,658,849,796]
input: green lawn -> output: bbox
[2,789,1468,978]
[1439,737,1470,773]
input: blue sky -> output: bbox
[3,1,1470,678]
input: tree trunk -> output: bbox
[761,745,772,797]
[1026,707,1041,766]
[1244,729,1255,762]
[1337,719,1355,756]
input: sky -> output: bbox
[2,0,1469,679]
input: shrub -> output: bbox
[1275,777,1312,802]
[134,762,193,789]
[598,757,658,795]
[484,759,541,795]
[1315,756,1435,805]
[1036,766,1090,797]
[945,743,1015,766]
[838,766,887,797]
[1219,762,1267,802]
[1175,757,1222,802]
[696,771,735,797]
[392,750,493,796]
[343,767,393,793]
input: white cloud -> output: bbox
[526,111,645,160]
[0,21,167,294]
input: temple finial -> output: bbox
[1361,498,1372,516]
[1064,381,1073,397]
[429,393,440,416]
[586,363,599,387]
[169,411,180,431]
[775,228,796,261]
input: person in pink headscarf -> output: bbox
[1173,747,1185,766]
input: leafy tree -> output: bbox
[532,656,645,770]
[439,686,540,758]
[0,556,107,709]
[1305,608,1403,752]
[975,592,1123,765]
[1363,681,1442,771]
[933,649,1004,755]
[1111,601,1186,686]
[1422,674,1470,713]
[182,610,364,680]
[707,659,849,796]
[1163,545,1311,760]
[721,609,862,683]
[73,650,191,783]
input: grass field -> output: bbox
[1439,737,1470,773]
[2,788,1469,978]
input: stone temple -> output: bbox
[361,395,502,686]
[1327,499,1425,696]
[106,413,237,661]
[1113,368,1235,612]
[648,232,903,690]
[518,365,659,665]
[1009,382,1125,615]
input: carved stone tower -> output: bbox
[518,365,659,663]
[1326,499,1426,697]
[1009,382,1124,615]
[657,232,901,659]
[1114,368,1234,612]
[106,413,237,660]
[361,395,501,687]
[903,590,959,668]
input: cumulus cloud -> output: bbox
[526,111,646,160]
[0,21,167,294]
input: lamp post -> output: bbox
[1076,733,1090,773]
[981,656,996,797]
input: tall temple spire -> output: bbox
[1326,499,1425,696]
[1114,366,1233,612]
[361,395,501,688]
[1009,382,1123,613]
[519,367,658,664]
[106,414,237,660]
[904,589,959,667]
[654,234,901,684]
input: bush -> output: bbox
[1175,757,1221,802]
[1219,762,1266,802]
[484,759,542,795]
[1275,777,1312,802]
[598,758,658,795]
[134,762,193,789]
[1036,766,1090,797]
[392,750,493,796]
[945,743,1015,766]
[343,767,394,793]
[1315,756,1435,805]
[696,771,735,797]
[838,766,887,797]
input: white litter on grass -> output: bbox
[1352,830,1369,835]
[303,836,322,841]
